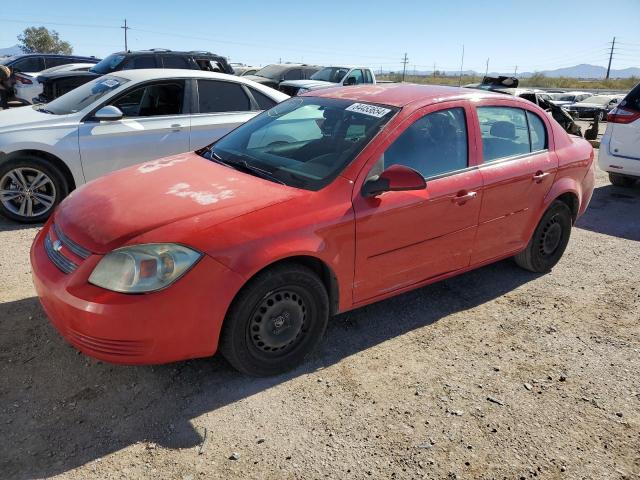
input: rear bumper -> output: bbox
[30,224,245,365]
[598,134,640,177]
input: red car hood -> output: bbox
[54,153,301,254]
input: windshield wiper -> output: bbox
[209,150,286,185]
[230,159,286,185]
[36,107,54,114]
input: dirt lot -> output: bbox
[0,153,639,480]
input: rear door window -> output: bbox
[124,56,156,70]
[11,56,45,72]
[45,57,71,68]
[197,80,251,113]
[161,55,190,69]
[477,107,531,162]
[284,69,302,80]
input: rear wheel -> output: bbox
[219,263,329,376]
[514,201,572,273]
[0,155,68,223]
[608,172,636,188]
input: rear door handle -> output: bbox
[533,171,551,183]
[170,124,184,132]
[452,191,477,205]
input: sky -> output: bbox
[1,0,639,73]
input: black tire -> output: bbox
[608,172,636,188]
[219,263,329,376]
[514,201,572,273]
[0,155,68,223]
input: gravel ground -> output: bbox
[0,153,639,480]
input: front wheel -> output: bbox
[219,263,329,376]
[514,201,572,273]
[0,156,68,223]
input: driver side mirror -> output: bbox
[362,164,426,197]
[93,105,123,121]
[344,76,357,86]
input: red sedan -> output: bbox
[30,84,595,376]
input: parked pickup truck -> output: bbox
[279,66,376,96]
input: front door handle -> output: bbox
[533,171,551,183]
[170,124,184,132]
[452,191,477,205]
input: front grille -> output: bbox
[44,223,92,274]
[45,234,78,274]
[53,223,90,259]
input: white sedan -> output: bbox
[0,69,288,222]
[13,63,96,105]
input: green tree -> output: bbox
[18,27,73,55]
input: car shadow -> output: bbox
[1,259,540,479]
[0,215,42,233]
[575,183,640,241]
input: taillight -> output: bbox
[607,107,640,124]
[15,74,33,85]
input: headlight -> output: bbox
[89,243,202,293]
[296,87,309,95]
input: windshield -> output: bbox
[557,95,577,101]
[310,67,350,83]
[580,96,613,105]
[43,76,129,115]
[253,64,289,79]
[203,97,398,190]
[90,54,125,74]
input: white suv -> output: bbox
[0,69,288,222]
[598,82,640,187]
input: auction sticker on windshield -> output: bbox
[345,103,392,118]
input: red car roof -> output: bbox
[308,83,505,107]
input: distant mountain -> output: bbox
[385,63,640,79]
[522,64,640,79]
[0,45,23,57]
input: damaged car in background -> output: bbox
[469,76,583,136]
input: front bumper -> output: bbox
[30,223,245,365]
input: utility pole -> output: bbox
[401,52,409,82]
[606,36,616,79]
[121,19,130,51]
[485,58,490,77]
[514,65,518,77]
[458,44,465,86]
[433,62,436,78]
